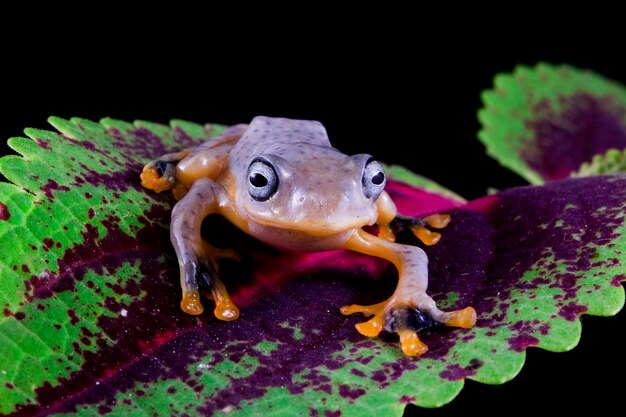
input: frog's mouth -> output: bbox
[239,182,380,238]
[244,210,377,238]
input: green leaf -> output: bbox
[572,148,626,177]
[0,117,224,415]
[478,63,626,184]
[0,118,625,417]
[383,164,466,204]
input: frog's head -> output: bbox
[238,147,386,237]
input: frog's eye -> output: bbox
[247,157,279,201]
[362,157,386,200]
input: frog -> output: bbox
[140,116,476,356]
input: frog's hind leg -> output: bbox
[170,177,240,320]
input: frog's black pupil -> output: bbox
[156,160,169,176]
[250,173,268,187]
[372,171,385,185]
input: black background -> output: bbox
[2,23,625,416]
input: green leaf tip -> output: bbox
[478,62,626,184]
[572,148,626,177]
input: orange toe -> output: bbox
[140,166,173,193]
[410,225,441,246]
[210,280,240,321]
[398,329,428,356]
[354,315,385,337]
[181,291,204,315]
[444,307,477,328]
[424,214,451,229]
[140,166,160,190]
[214,303,240,321]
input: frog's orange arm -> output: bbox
[140,124,247,198]
[340,228,476,356]
[340,194,476,356]
[175,124,248,189]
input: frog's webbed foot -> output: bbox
[141,147,192,194]
[387,213,451,246]
[342,229,474,356]
[341,297,476,356]
[180,247,240,321]
[141,159,179,193]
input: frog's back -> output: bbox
[230,116,333,163]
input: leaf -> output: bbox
[383,164,466,205]
[0,118,226,415]
[478,63,626,184]
[0,119,625,417]
[572,147,626,177]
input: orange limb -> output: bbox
[377,224,396,242]
[410,225,442,246]
[172,182,190,200]
[208,279,240,321]
[181,290,204,315]
[341,301,388,337]
[443,307,477,328]
[398,329,428,356]
[424,213,451,229]
[340,301,433,356]
[182,242,241,321]
[140,165,174,193]
[181,273,240,321]
[342,301,476,357]
[339,229,476,357]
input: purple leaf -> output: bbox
[479,63,626,184]
[0,118,624,417]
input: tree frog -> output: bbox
[140,116,476,356]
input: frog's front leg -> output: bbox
[170,177,240,320]
[141,149,191,193]
[140,124,247,197]
[340,229,476,356]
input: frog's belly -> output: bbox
[247,223,353,252]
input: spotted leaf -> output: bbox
[572,147,626,177]
[0,118,624,417]
[478,63,626,184]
